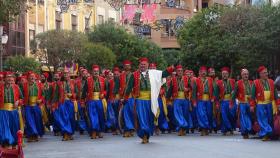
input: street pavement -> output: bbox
[24,132,280,158]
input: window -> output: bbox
[202,2,208,8]
[161,19,175,38]
[108,18,115,22]
[55,11,62,30]
[29,29,35,42]
[85,17,90,32]
[71,14,78,31]
[98,15,104,24]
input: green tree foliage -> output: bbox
[78,43,116,70]
[5,55,41,73]
[162,49,182,66]
[0,0,27,24]
[88,21,167,69]
[178,5,280,76]
[31,30,88,69]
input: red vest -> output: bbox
[171,76,189,98]
[133,71,141,97]
[51,81,64,104]
[86,76,106,100]
[254,79,275,102]
[196,77,214,100]
[237,80,252,102]
[23,82,43,105]
[0,84,21,108]
[217,79,235,100]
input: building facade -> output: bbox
[122,0,225,49]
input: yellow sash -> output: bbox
[224,94,231,100]
[138,91,151,100]
[176,91,185,99]
[102,99,107,119]
[257,91,271,104]
[202,94,210,101]
[29,96,38,106]
[1,103,15,111]
[91,92,100,100]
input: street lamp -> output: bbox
[0,25,9,71]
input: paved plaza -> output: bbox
[24,132,280,158]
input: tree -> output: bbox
[31,30,88,69]
[88,21,167,69]
[0,0,27,24]
[4,55,41,73]
[162,49,183,66]
[178,4,280,76]
[78,43,116,70]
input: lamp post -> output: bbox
[0,25,9,71]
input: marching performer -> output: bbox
[216,67,236,135]
[82,65,107,139]
[125,57,174,143]
[0,72,23,148]
[193,66,216,136]
[250,66,280,141]
[23,72,44,142]
[232,69,253,139]
[120,60,135,137]
[167,65,193,136]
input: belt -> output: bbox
[115,94,120,100]
[0,103,16,111]
[29,96,38,106]
[257,100,271,104]
[64,93,72,100]
[138,91,151,100]
[223,94,231,101]
[264,91,271,101]
[202,94,210,101]
[176,91,185,99]
[91,92,100,100]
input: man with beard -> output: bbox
[0,72,23,148]
[232,69,253,139]
[82,65,107,139]
[216,67,236,135]
[167,65,193,136]
[40,72,51,132]
[23,71,44,142]
[251,66,280,141]
[125,58,174,143]
[50,72,63,136]
[120,60,135,137]
[193,66,217,136]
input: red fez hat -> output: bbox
[113,67,120,73]
[123,60,132,65]
[149,63,157,69]
[92,65,100,71]
[176,65,183,70]
[4,71,15,78]
[208,67,214,73]
[221,67,230,73]
[199,66,207,72]
[139,57,149,63]
[104,69,110,76]
[42,72,49,79]
[26,71,35,78]
[257,66,267,73]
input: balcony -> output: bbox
[158,0,193,19]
